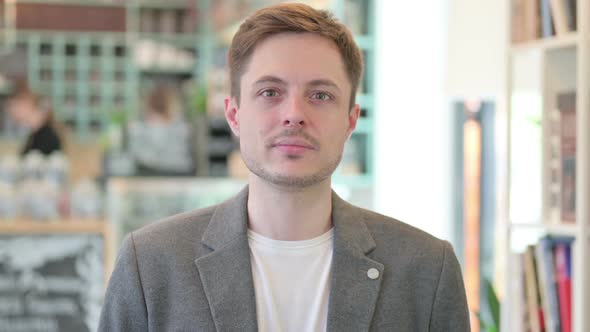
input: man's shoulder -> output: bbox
[129,204,218,249]
[350,204,448,251]
[347,204,457,276]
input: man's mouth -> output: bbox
[271,138,317,154]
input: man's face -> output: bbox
[225,32,360,188]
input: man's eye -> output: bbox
[311,92,332,101]
[261,90,279,97]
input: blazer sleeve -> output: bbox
[98,233,149,332]
[429,240,471,332]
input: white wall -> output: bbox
[374,0,452,241]
[446,0,508,98]
[374,0,507,242]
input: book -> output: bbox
[540,0,555,37]
[511,0,526,43]
[558,92,576,223]
[510,252,529,331]
[523,0,541,40]
[555,241,573,332]
[565,0,576,31]
[535,237,561,332]
[549,0,571,35]
[524,245,544,332]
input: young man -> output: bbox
[99,3,470,331]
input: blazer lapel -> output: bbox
[327,192,384,332]
[194,187,258,332]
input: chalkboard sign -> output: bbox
[0,233,104,332]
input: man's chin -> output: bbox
[242,155,340,189]
[267,174,329,189]
[251,169,332,189]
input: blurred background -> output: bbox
[0,0,588,331]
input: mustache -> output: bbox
[265,129,320,149]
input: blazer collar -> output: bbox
[330,191,377,255]
[328,191,384,332]
[194,186,258,332]
[199,186,377,253]
[201,186,250,251]
[195,186,383,332]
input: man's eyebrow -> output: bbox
[307,79,341,92]
[252,76,341,92]
[252,76,287,86]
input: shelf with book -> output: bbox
[9,0,200,138]
[14,30,136,138]
[502,1,590,331]
[510,32,579,53]
[511,0,578,45]
[5,0,376,189]
[507,235,576,332]
[509,221,578,237]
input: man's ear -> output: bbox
[224,96,240,137]
[346,104,361,139]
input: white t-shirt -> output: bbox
[248,228,334,332]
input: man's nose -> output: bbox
[282,96,307,127]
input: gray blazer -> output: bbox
[99,187,470,331]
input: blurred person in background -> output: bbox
[4,81,63,156]
[100,3,469,332]
[127,84,194,176]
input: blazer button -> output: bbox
[367,268,379,280]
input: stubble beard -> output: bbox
[241,148,343,189]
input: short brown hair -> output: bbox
[228,3,363,108]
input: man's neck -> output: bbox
[247,175,333,241]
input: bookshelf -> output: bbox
[10,0,199,138]
[510,32,579,53]
[502,0,590,331]
[17,31,134,137]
